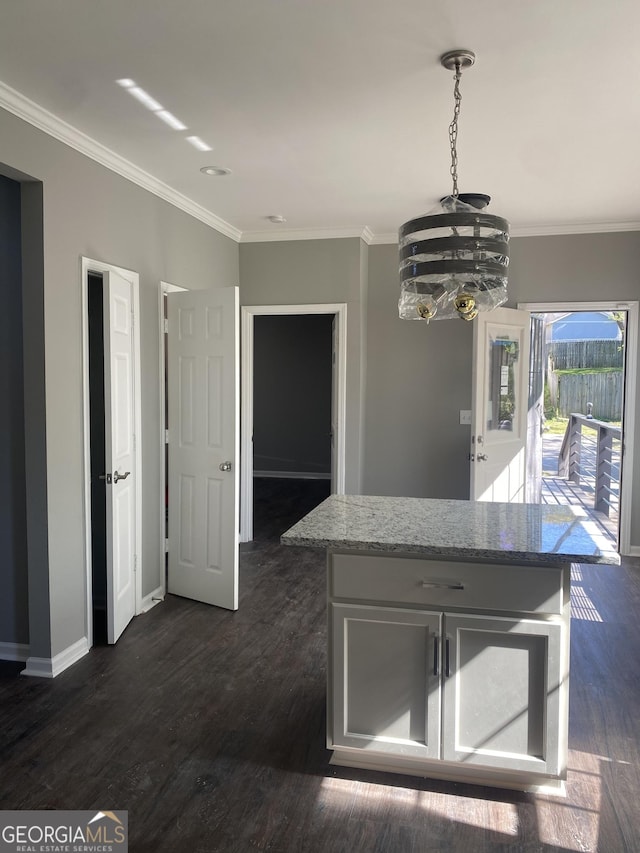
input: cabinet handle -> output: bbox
[433,635,439,677]
[445,637,451,678]
[421,581,464,590]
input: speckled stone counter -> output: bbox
[282,495,619,792]
[281,494,620,566]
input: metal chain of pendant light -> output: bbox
[398,50,510,322]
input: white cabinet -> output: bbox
[442,613,563,776]
[328,552,569,792]
[330,604,442,759]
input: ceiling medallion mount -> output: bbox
[440,49,476,72]
[398,48,510,323]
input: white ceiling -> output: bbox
[1,0,639,243]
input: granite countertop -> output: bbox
[281,495,621,566]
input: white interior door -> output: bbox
[471,307,530,502]
[167,286,240,609]
[103,270,137,643]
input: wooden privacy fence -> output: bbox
[550,340,623,369]
[557,371,622,420]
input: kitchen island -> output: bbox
[281,495,620,793]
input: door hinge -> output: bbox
[164,318,169,333]
[165,429,169,444]
[164,538,169,553]
[133,554,138,572]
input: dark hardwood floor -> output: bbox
[1,480,639,852]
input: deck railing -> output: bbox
[558,413,622,516]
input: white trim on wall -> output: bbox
[0,642,29,663]
[240,303,347,543]
[240,227,374,244]
[518,300,638,556]
[22,636,89,679]
[140,585,165,613]
[81,257,143,647]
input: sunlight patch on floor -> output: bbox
[570,565,604,622]
[318,776,520,837]
[536,750,602,852]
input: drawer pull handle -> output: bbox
[433,635,439,677]
[445,638,451,678]
[421,581,465,590]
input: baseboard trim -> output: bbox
[21,636,90,679]
[141,586,165,613]
[0,641,30,662]
[627,545,640,557]
[253,470,331,480]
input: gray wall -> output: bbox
[1,98,638,664]
[239,238,367,494]
[364,233,640,546]
[0,175,29,644]
[253,314,333,476]
[365,243,473,499]
[0,106,239,658]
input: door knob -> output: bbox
[219,461,232,472]
[477,453,488,461]
[113,470,131,483]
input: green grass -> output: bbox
[555,367,622,375]
[544,415,621,435]
[544,417,570,435]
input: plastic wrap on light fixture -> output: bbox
[398,195,509,322]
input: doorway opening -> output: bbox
[252,313,333,540]
[81,258,143,646]
[521,301,638,555]
[240,304,347,543]
[87,271,108,644]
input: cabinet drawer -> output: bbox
[330,553,564,615]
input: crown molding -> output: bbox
[369,232,399,245]
[240,226,374,244]
[361,221,640,246]
[510,221,640,238]
[0,81,241,242]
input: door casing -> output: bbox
[518,299,638,557]
[81,257,143,646]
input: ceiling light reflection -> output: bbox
[127,86,163,112]
[156,110,188,131]
[116,78,190,134]
[187,136,213,152]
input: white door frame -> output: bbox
[518,299,638,556]
[240,303,347,543]
[81,257,143,645]
[158,281,188,598]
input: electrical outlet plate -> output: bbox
[459,410,472,425]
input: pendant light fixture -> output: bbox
[398,49,510,322]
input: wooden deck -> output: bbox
[540,433,620,547]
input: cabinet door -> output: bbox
[330,603,441,759]
[442,613,564,775]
